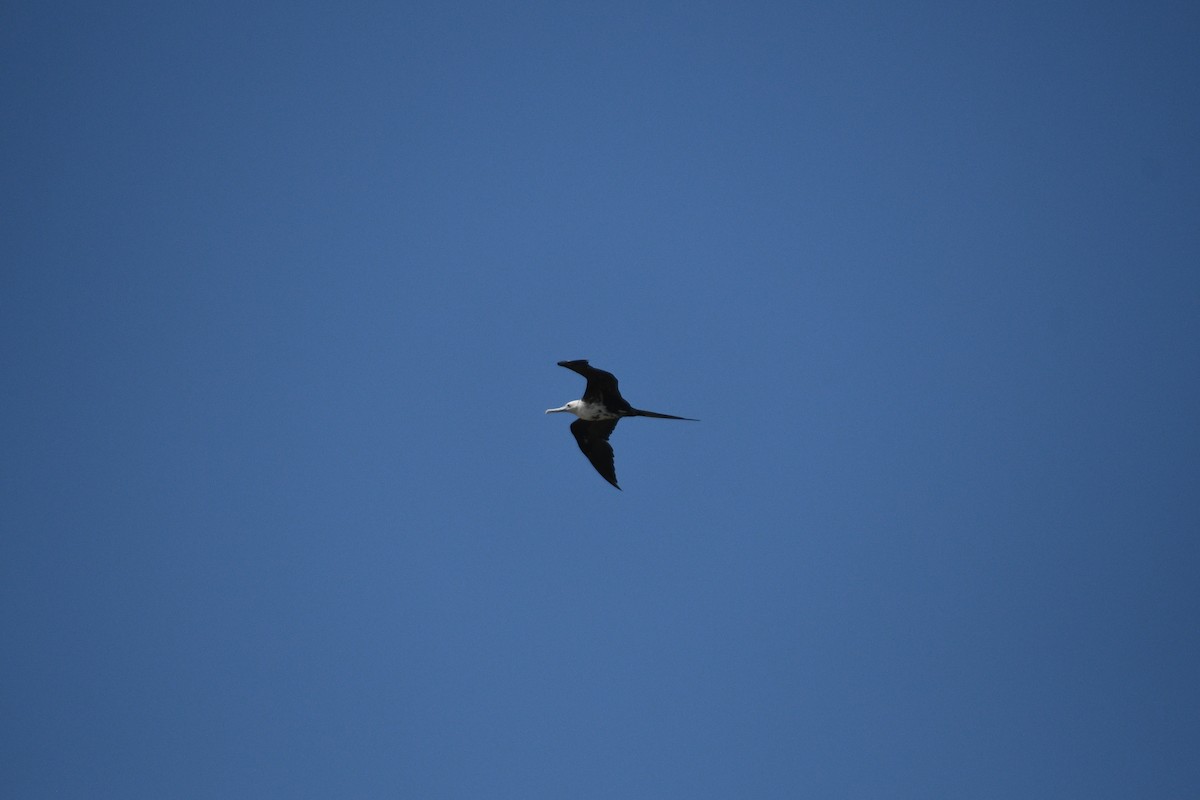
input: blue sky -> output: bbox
[3,1,1198,797]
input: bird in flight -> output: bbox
[546,360,696,489]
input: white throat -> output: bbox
[544,400,618,421]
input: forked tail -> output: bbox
[631,408,698,421]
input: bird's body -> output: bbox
[545,360,696,489]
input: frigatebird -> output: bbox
[545,360,696,489]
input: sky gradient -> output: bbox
[3,2,1199,797]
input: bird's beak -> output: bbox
[545,405,568,414]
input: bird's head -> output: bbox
[545,400,582,416]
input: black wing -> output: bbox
[568,418,621,489]
[557,360,631,411]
